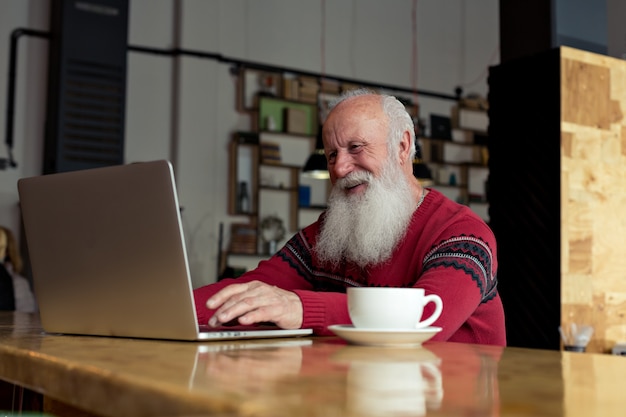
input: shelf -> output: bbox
[237,69,282,111]
[257,96,318,135]
[417,113,489,223]
[427,160,487,168]
[258,129,316,138]
[260,162,305,170]
[259,185,299,192]
[419,138,487,165]
[420,136,482,147]
[228,134,259,215]
[300,205,327,210]
[432,182,467,189]
[259,131,315,167]
[228,252,265,256]
[229,128,319,238]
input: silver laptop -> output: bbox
[17,160,312,341]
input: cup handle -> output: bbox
[417,294,443,328]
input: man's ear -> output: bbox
[398,130,413,166]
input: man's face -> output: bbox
[322,96,391,193]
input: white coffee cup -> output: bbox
[347,287,443,329]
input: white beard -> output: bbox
[316,159,416,268]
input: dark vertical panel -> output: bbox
[44,0,129,174]
[500,0,609,63]
[499,0,555,63]
[488,48,562,349]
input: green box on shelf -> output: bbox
[258,96,317,135]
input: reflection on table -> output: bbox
[331,345,443,416]
[0,312,624,417]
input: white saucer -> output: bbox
[328,324,442,347]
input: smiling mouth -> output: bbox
[344,181,367,192]
[338,171,372,190]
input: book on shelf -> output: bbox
[298,76,319,103]
[260,142,281,164]
[282,78,299,100]
[341,82,362,93]
[229,223,258,254]
[298,75,318,87]
[284,108,308,134]
[320,78,341,94]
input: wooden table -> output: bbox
[0,312,624,417]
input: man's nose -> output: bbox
[330,152,353,179]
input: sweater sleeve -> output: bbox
[409,196,503,345]
[294,289,351,335]
[193,235,316,326]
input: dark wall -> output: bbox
[500,0,607,63]
[499,0,555,63]
[488,48,562,349]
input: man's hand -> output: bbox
[206,281,303,329]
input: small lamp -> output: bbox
[302,130,329,179]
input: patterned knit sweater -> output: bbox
[194,188,506,346]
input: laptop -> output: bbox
[17,160,313,341]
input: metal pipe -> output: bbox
[4,27,461,170]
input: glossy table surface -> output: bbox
[0,312,625,417]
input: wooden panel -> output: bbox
[560,47,626,353]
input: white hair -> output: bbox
[329,88,416,163]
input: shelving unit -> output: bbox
[226,68,329,262]
[419,119,490,222]
[228,129,317,255]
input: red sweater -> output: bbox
[194,189,506,346]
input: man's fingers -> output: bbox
[206,282,266,326]
[206,282,251,309]
[206,281,302,329]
